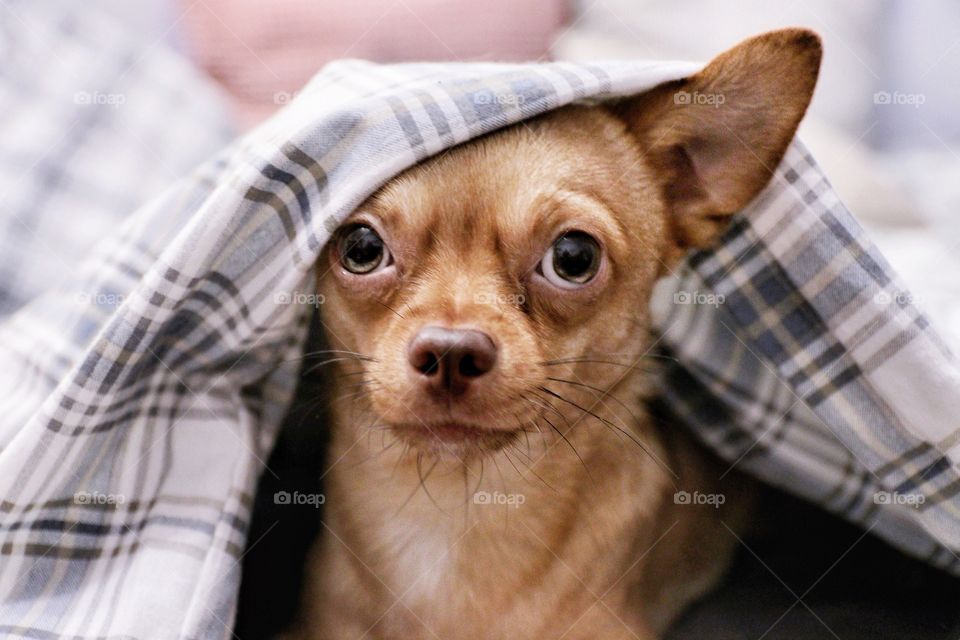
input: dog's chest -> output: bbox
[381,520,451,602]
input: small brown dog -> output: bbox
[292,29,821,639]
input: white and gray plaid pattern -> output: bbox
[652,141,960,572]
[2,10,959,639]
[0,0,234,318]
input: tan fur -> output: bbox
[290,29,821,640]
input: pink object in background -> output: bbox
[178,0,568,128]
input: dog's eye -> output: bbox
[337,224,391,274]
[540,231,601,288]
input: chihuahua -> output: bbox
[291,29,821,640]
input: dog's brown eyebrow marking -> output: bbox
[369,203,398,228]
[540,187,625,241]
[575,184,634,241]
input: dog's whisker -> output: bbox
[461,464,472,527]
[545,377,644,431]
[539,352,679,367]
[471,456,486,500]
[391,442,412,480]
[505,423,556,492]
[488,451,509,527]
[395,466,425,516]
[512,412,536,458]
[289,349,378,364]
[501,447,532,489]
[524,392,570,429]
[338,378,378,391]
[355,428,403,467]
[536,411,593,483]
[540,358,632,368]
[537,385,677,483]
[415,453,447,515]
[537,385,650,455]
[393,451,443,517]
[335,389,371,404]
[302,348,375,358]
[302,357,374,377]
[371,438,402,461]
[374,298,406,319]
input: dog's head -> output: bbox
[316,29,820,459]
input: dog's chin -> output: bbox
[390,421,520,459]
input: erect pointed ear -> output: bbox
[610,29,821,263]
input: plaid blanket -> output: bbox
[2,7,960,640]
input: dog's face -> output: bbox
[319,109,669,458]
[316,30,821,460]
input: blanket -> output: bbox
[2,6,959,639]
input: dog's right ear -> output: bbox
[611,29,821,265]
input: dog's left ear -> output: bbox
[611,28,821,262]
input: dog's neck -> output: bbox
[321,370,671,603]
[304,364,746,639]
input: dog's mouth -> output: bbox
[390,420,520,456]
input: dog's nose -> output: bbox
[408,326,497,396]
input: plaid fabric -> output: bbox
[2,7,959,639]
[0,0,234,318]
[652,143,960,572]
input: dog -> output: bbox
[290,28,821,639]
